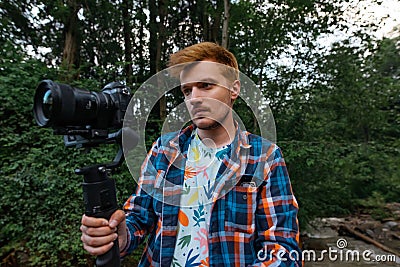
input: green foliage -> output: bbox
[283,140,400,226]
[1,0,400,265]
[0,41,77,265]
[356,191,391,220]
[280,37,400,227]
[0,41,140,266]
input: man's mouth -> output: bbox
[192,108,208,117]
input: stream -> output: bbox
[302,215,400,267]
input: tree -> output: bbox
[221,0,230,48]
[60,0,82,81]
[0,1,37,47]
[122,0,134,86]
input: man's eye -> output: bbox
[182,88,191,96]
[201,82,214,89]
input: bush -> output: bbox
[282,140,400,228]
[0,42,141,266]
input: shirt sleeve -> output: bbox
[252,144,303,267]
[121,139,160,256]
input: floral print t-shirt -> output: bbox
[171,131,229,267]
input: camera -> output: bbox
[33,80,132,147]
[33,80,137,267]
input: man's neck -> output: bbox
[196,117,236,148]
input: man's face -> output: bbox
[180,61,239,130]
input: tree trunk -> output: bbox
[198,0,221,43]
[157,0,168,121]
[149,0,168,121]
[61,0,80,82]
[209,1,221,44]
[221,0,230,48]
[149,0,158,75]
[122,0,133,86]
[137,1,146,83]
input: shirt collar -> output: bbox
[168,122,252,153]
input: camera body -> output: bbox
[33,80,131,147]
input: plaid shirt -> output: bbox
[122,125,302,266]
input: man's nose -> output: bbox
[189,86,203,103]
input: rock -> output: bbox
[365,229,375,238]
[355,221,381,235]
[383,221,398,230]
[302,237,329,251]
[382,217,396,222]
[321,217,346,224]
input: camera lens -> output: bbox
[42,90,53,119]
[34,80,59,127]
[33,79,133,134]
[33,80,125,130]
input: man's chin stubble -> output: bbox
[192,118,221,130]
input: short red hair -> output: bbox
[168,42,239,80]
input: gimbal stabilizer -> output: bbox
[75,128,137,267]
[33,80,138,266]
[77,149,121,266]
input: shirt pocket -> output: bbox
[224,185,257,234]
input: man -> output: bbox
[81,42,302,266]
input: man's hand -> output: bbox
[80,210,127,256]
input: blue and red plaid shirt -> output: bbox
[122,124,302,266]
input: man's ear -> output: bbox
[230,80,240,101]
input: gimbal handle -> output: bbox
[74,128,137,266]
[76,164,120,267]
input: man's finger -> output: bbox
[83,242,115,256]
[109,210,126,228]
[80,225,116,237]
[81,232,118,248]
[81,214,109,227]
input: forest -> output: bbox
[1,0,399,266]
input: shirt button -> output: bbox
[242,195,247,200]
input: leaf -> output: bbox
[178,210,189,227]
[182,183,191,195]
[177,235,191,249]
[193,204,205,227]
[187,190,199,205]
[203,180,214,199]
[185,248,201,267]
[172,257,183,267]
